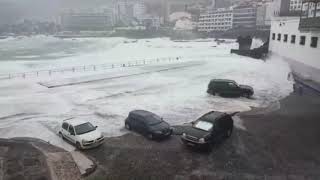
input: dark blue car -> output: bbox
[125,110,173,140]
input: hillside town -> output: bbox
[0,0,313,39]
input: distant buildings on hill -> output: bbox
[60,0,162,32]
[198,8,233,32]
[1,0,314,36]
[196,0,307,34]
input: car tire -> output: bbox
[207,143,214,151]
[76,142,82,150]
[208,90,215,95]
[147,133,153,140]
[125,123,131,130]
[59,132,65,140]
[225,128,233,138]
[243,93,251,98]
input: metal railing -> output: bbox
[0,56,183,80]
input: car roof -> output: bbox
[210,79,236,83]
[198,111,227,123]
[63,118,89,126]
[130,110,163,124]
[130,110,156,117]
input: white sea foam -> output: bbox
[0,36,293,150]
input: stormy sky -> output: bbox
[0,0,115,25]
[0,0,212,26]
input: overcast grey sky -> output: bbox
[0,0,115,25]
[0,0,211,25]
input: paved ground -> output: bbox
[241,83,320,177]
[84,83,320,180]
[0,138,81,180]
[1,82,319,180]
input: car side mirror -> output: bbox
[70,132,75,136]
[95,126,98,129]
[191,121,195,125]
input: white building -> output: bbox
[290,0,303,11]
[269,0,320,84]
[169,12,192,22]
[133,1,147,19]
[114,0,146,25]
[174,17,196,31]
[198,8,233,32]
[289,0,320,12]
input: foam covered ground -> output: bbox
[0,36,293,150]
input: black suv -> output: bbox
[125,110,173,140]
[207,79,254,98]
[181,111,234,149]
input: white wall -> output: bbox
[269,17,320,82]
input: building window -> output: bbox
[311,37,318,48]
[291,35,296,43]
[272,33,275,40]
[300,36,306,45]
[277,33,281,41]
[284,34,288,42]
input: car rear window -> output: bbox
[146,114,162,125]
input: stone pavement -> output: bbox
[0,138,82,180]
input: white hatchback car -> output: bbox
[59,119,104,149]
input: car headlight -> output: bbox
[182,133,186,137]
[199,138,205,143]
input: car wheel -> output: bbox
[76,142,82,150]
[226,128,233,138]
[125,123,131,130]
[207,143,214,151]
[170,129,173,136]
[243,93,251,98]
[208,90,215,95]
[147,133,153,140]
[59,132,65,139]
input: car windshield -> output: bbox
[146,114,163,125]
[193,121,213,131]
[74,122,96,135]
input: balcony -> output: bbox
[299,0,320,31]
